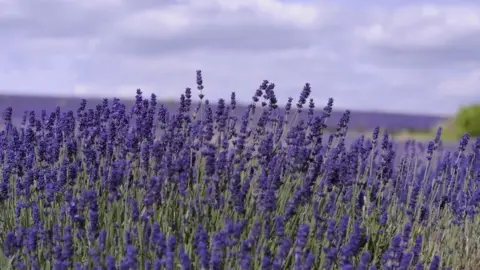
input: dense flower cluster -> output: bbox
[0,71,479,269]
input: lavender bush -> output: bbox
[0,70,479,269]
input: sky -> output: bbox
[0,0,479,116]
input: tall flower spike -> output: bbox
[196,70,204,99]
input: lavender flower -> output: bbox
[357,251,372,270]
[273,238,292,270]
[429,255,440,270]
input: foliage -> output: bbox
[0,71,478,269]
[455,104,480,137]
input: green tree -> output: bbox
[455,104,480,137]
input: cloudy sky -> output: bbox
[0,0,479,116]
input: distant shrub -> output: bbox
[455,104,480,137]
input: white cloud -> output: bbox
[0,0,478,115]
[437,70,480,98]
[358,4,480,48]
[355,4,480,68]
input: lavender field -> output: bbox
[0,71,478,269]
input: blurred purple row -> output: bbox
[0,94,447,132]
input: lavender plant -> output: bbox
[0,71,479,269]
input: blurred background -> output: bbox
[0,0,479,142]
